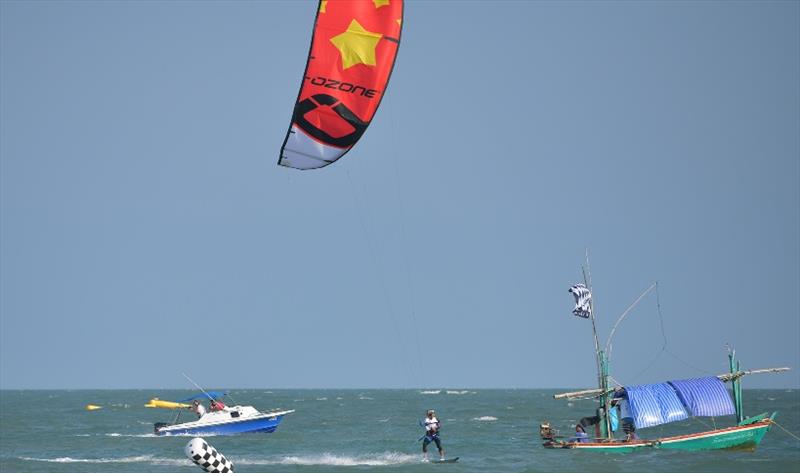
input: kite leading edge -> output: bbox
[279,0,404,170]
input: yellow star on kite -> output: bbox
[330,19,383,69]
[373,0,390,8]
[320,1,327,13]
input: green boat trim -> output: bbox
[543,412,776,453]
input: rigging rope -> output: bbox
[346,169,415,386]
[387,107,425,387]
[607,376,624,390]
[630,283,713,383]
[772,419,800,442]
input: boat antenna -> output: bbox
[182,373,215,402]
[605,282,658,359]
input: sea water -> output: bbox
[1,389,798,472]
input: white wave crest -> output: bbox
[420,390,441,394]
[20,455,184,465]
[473,416,498,421]
[446,390,470,395]
[238,452,419,466]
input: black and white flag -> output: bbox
[568,284,592,318]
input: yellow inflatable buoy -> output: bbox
[144,398,191,409]
[85,404,102,411]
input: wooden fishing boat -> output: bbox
[540,265,789,453]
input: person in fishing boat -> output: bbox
[190,399,206,418]
[422,409,445,461]
[570,424,590,443]
[616,396,637,441]
[578,414,601,439]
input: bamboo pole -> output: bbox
[553,367,790,399]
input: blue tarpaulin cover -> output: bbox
[177,391,227,402]
[669,377,735,417]
[625,383,688,429]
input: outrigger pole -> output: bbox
[553,366,790,400]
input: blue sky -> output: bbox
[1,1,798,389]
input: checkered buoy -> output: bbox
[185,437,234,473]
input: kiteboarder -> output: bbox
[422,409,445,461]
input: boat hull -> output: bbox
[156,409,294,436]
[543,413,775,453]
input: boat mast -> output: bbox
[728,347,744,423]
[583,254,612,439]
[583,265,602,396]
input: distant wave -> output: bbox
[420,390,441,394]
[316,397,328,401]
[20,455,184,465]
[446,390,470,395]
[473,416,498,421]
[238,452,419,466]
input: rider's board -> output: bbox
[433,457,459,463]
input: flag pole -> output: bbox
[583,250,612,439]
[583,265,602,392]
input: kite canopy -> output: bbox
[279,0,404,170]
